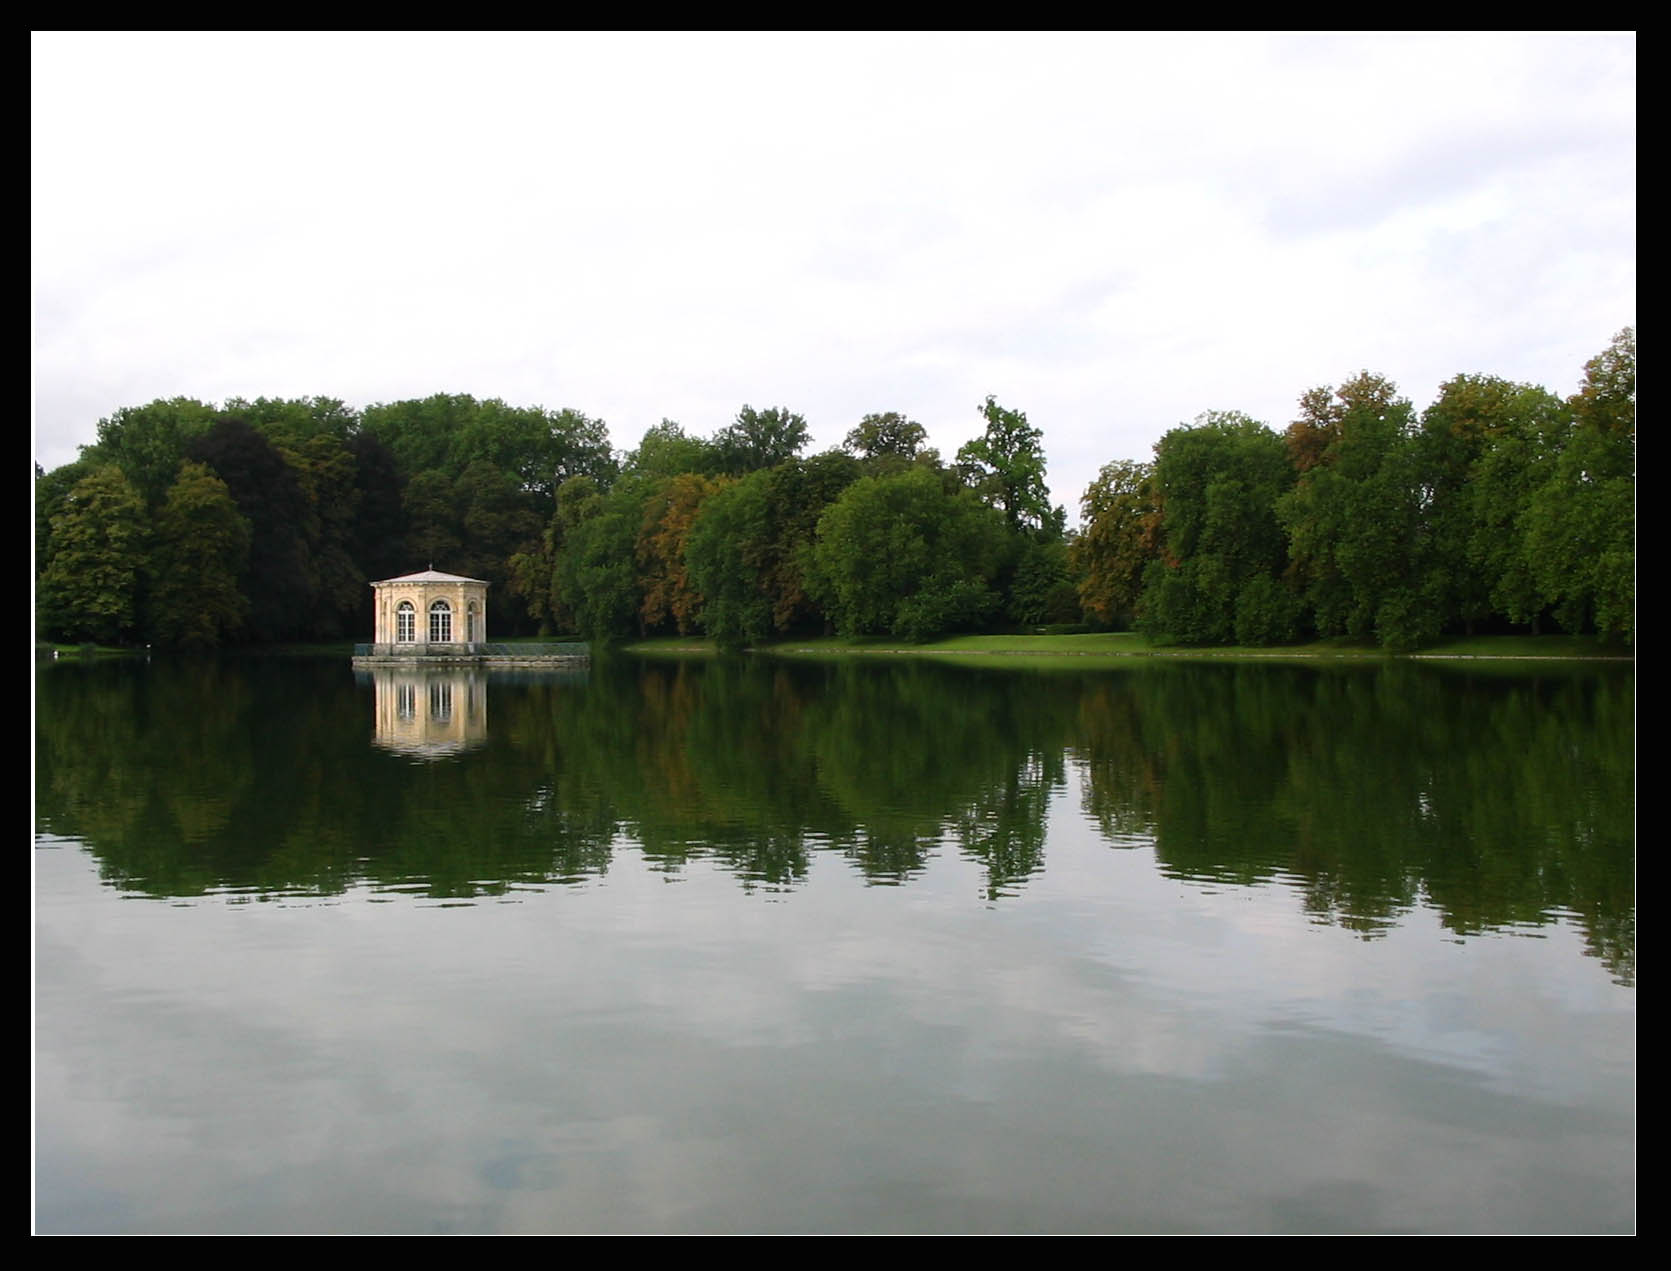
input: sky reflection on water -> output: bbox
[35,656,1635,1232]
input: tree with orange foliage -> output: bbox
[638,473,730,635]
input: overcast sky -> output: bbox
[32,32,1635,521]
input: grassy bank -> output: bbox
[623,632,1632,662]
[36,641,146,659]
[40,633,1629,663]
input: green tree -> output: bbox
[638,473,729,635]
[624,419,722,480]
[805,468,1011,641]
[844,412,928,467]
[346,433,409,586]
[1282,373,1405,475]
[37,465,150,644]
[1277,376,1430,648]
[685,470,776,652]
[758,452,863,633]
[452,400,615,505]
[146,462,253,650]
[35,458,97,583]
[676,453,864,651]
[1139,412,1295,645]
[1072,459,1157,628]
[359,393,482,479]
[714,405,810,476]
[1007,535,1080,626]
[957,396,1056,535]
[82,397,218,510]
[1571,327,1635,437]
[402,469,465,574]
[1525,329,1635,642]
[1419,374,1566,634]
[221,395,359,449]
[455,459,544,630]
[285,432,364,638]
[553,480,646,645]
[539,476,609,634]
[186,418,320,643]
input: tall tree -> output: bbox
[452,400,616,505]
[146,463,252,650]
[844,412,928,467]
[359,393,481,479]
[1282,372,1405,475]
[956,396,1057,536]
[456,461,543,578]
[541,475,608,634]
[638,473,729,635]
[82,397,217,510]
[187,418,319,643]
[402,469,465,574]
[1072,459,1157,628]
[805,468,1011,642]
[1277,378,1429,648]
[1007,535,1080,626]
[221,396,359,449]
[624,419,722,480]
[758,452,863,633]
[1419,374,1565,634]
[1140,412,1296,645]
[285,433,364,638]
[1525,329,1635,642]
[35,457,97,583]
[37,465,150,644]
[714,405,809,476]
[346,433,409,586]
[685,471,776,652]
[553,480,646,645]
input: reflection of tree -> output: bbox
[1071,661,1635,981]
[956,752,1058,901]
[35,656,1634,983]
[36,658,619,900]
[805,663,1075,892]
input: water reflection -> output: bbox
[34,654,1636,1234]
[361,667,490,759]
[33,654,1634,980]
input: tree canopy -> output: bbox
[957,396,1057,536]
[35,333,1635,652]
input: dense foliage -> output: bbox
[1079,331,1635,648]
[35,332,1633,650]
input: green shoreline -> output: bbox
[39,633,1632,664]
[624,632,1633,663]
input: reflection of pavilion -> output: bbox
[366,667,488,759]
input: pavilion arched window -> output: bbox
[467,600,479,643]
[429,599,452,643]
[396,601,416,643]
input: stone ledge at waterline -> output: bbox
[351,641,591,668]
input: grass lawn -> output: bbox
[36,641,147,658]
[622,631,1630,662]
[45,632,1625,663]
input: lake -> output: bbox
[33,653,1636,1233]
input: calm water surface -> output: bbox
[34,655,1635,1233]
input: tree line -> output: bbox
[34,393,1075,649]
[34,329,1631,650]
[1073,329,1634,648]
